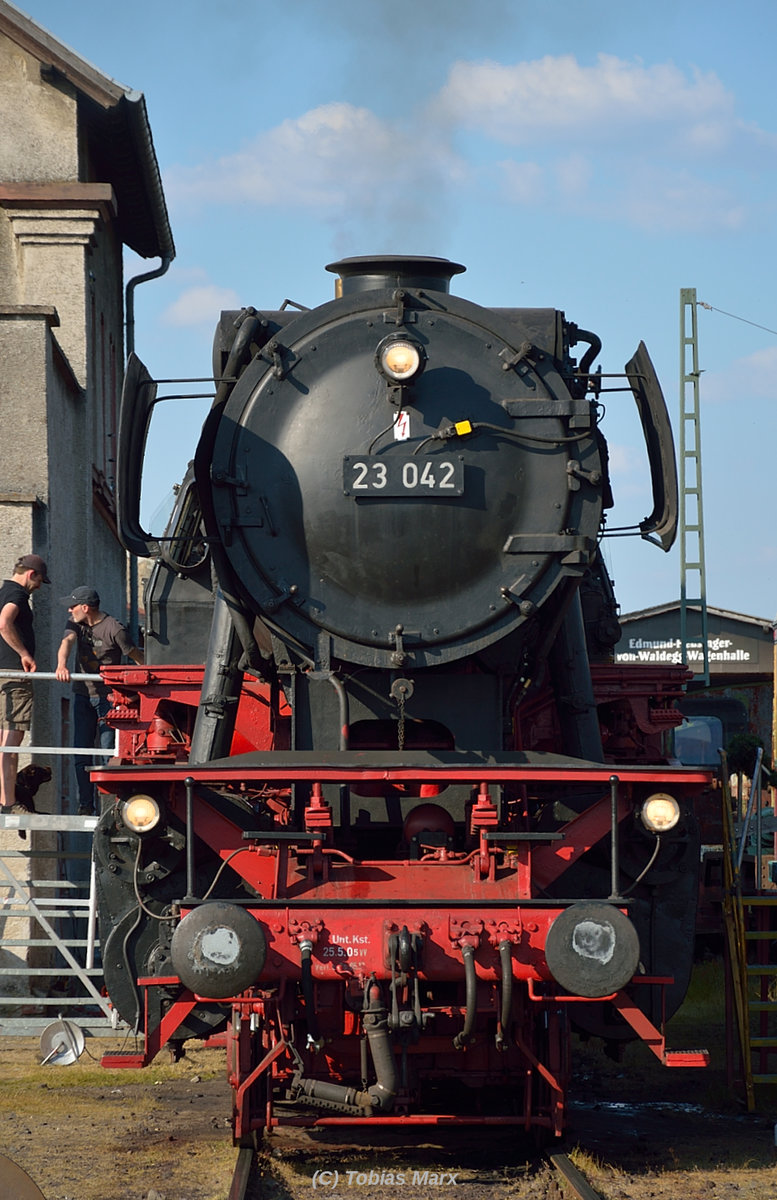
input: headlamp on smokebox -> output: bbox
[375,334,426,384]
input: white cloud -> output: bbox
[166,102,463,214]
[617,165,748,234]
[606,442,653,504]
[433,54,776,160]
[499,159,546,204]
[498,154,748,233]
[554,152,594,199]
[162,56,775,238]
[163,284,242,327]
[699,344,777,404]
[434,53,776,233]
[608,442,646,477]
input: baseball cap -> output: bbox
[17,554,51,583]
[60,586,100,608]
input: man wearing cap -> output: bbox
[55,587,144,815]
[0,554,50,811]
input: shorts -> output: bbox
[0,679,33,731]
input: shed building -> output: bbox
[615,603,774,763]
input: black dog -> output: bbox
[13,764,52,840]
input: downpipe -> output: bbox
[124,254,173,641]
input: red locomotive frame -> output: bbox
[93,661,712,1141]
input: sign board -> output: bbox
[614,607,773,677]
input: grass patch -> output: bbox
[0,1040,235,1200]
[0,1039,223,1088]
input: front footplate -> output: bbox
[612,987,709,1067]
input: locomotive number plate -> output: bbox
[343,455,464,497]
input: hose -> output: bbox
[496,940,513,1050]
[299,940,322,1052]
[575,328,602,379]
[453,942,477,1050]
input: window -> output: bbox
[671,715,723,766]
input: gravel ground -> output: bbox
[1,961,775,1200]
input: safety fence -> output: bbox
[0,814,126,1035]
[0,669,126,1036]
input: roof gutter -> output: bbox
[120,89,175,356]
[119,90,175,262]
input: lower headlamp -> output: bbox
[640,792,680,834]
[121,793,161,834]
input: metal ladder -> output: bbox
[678,288,710,686]
[0,812,122,1035]
[721,750,777,1108]
[0,668,124,1035]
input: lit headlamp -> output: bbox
[121,793,162,834]
[640,792,680,834]
[375,335,426,384]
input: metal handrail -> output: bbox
[0,668,118,756]
[735,746,765,887]
[0,670,103,680]
[0,746,115,757]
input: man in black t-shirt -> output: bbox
[0,554,50,811]
[55,586,143,815]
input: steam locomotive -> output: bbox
[93,256,712,1142]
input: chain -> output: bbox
[390,678,413,750]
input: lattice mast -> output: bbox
[679,288,710,686]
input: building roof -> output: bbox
[0,0,174,261]
[620,601,774,633]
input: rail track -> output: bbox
[223,1139,610,1200]
[547,1152,605,1199]
[228,1144,256,1200]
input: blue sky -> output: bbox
[15,0,777,620]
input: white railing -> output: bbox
[0,668,127,1035]
[0,669,117,756]
[0,830,124,1036]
